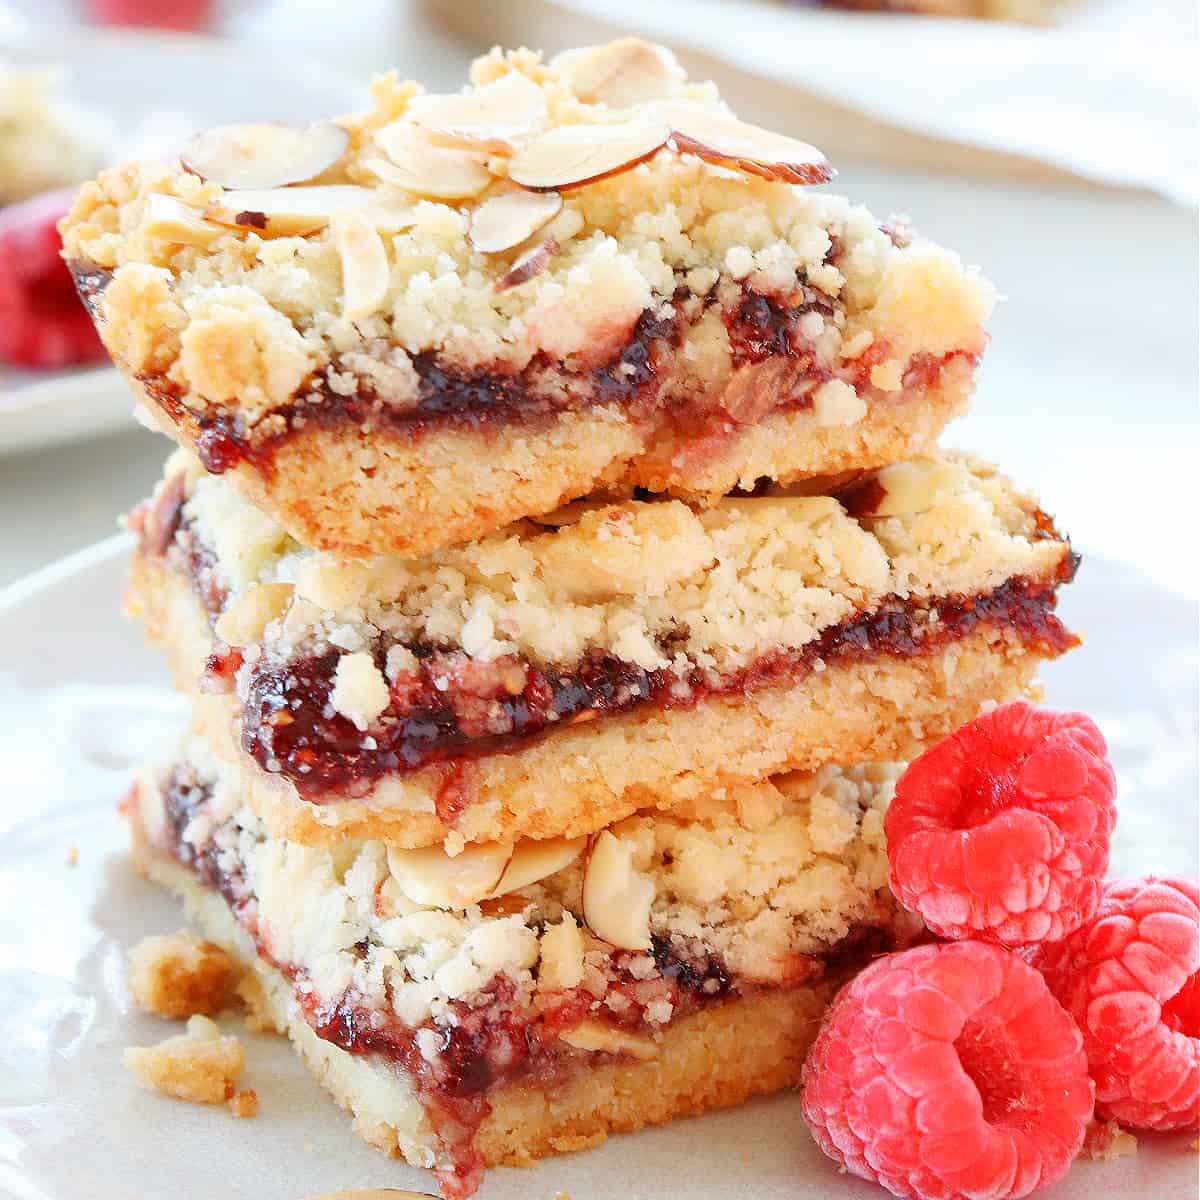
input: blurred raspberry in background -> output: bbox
[86,0,215,32]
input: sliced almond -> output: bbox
[849,459,969,518]
[534,501,713,602]
[213,582,294,646]
[495,236,558,292]
[408,71,547,154]
[507,118,669,192]
[142,194,224,246]
[181,121,349,190]
[331,209,390,320]
[469,190,562,254]
[559,1018,659,1061]
[204,184,377,238]
[370,123,492,200]
[553,39,685,108]
[528,498,609,528]
[386,842,512,909]
[490,836,586,898]
[581,831,654,951]
[659,102,832,186]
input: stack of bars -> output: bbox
[62,39,1080,1199]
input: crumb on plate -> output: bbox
[123,1014,244,1104]
[128,929,238,1019]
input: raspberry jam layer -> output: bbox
[154,769,811,1198]
[70,256,974,477]
[235,567,1077,805]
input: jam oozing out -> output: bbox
[239,566,1078,803]
[71,255,973,479]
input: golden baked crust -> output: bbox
[120,353,972,559]
[65,40,993,558]
[130,545,1056,850]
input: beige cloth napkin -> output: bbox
[427,0,1198,203]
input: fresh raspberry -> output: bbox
[801,941,1093,1200]
[885,702,1117,946]
[0,189,106,370]
[1031,876,1200,1132]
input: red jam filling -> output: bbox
[236,567,1077,802]
[71,255,975,478]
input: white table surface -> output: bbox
[1,8,1197,603]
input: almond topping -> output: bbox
[553,39,685,108]
[853,459,969,518]
[213,582,294,646]
[203,184,378,238]
[490,836,586,897]
[581,831,654,951]
[331,209,390,319]
[387,842,512,909]
[141,194,224,246]
[659,102,832,186]
[495,236,558,291]
[534,501,713,602]
[468,190,562,254]
[180,121,349,190]
[408,70,547,153]
[507,118,670,191]
[369,123,492,200]
[559,1018,659,1061]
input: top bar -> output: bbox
[62,39,994,558]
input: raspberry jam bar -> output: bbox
[63,40,993,558]
[127,739,917,1198]
[125,451,1077,851]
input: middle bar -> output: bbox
[127,451,1077,851]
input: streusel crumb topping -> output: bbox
[160,451,1066,688]
[135,741,907,1030]
[63,40,991,433]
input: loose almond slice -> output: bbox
[331,209,390,319]
[408,71,547,154]
[370,123,492,200]
[489,836,586,898]
[495,236,558,292]
[581,831,655,951]
[507,118,669,191]
[387,842,512,909]
[553,39,685,108]
[468,190,562,254]
[846,458,969,518]
[204,184,377,238]
[142,194,224,246]
[181,121,349,190]
[659,102,832,186]
[559,1018,659,1061]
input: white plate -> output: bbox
[0,538,1196,1199]
[0,28,362,457]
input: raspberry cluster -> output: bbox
[800,702,1198,1200]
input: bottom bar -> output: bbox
[127,740,919,1198]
